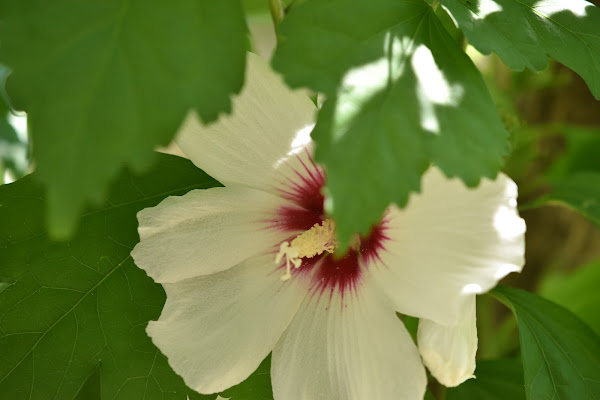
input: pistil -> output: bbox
[275,219,336,281]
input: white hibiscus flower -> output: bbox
[131,53,526,400]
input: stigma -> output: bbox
[275,219,336,281]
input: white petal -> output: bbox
[418,294,477,387]
[271,279,427,400]
[176,53,317,193]
[132,186,289,283]
[372,167,525,325]
[147,253,309,394]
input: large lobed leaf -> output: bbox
[493,286,600,400]
[0,154,220,400]
[446,359,526,400]
[0,0,247,239]
[440,0,600,99]
[272,0,508,248]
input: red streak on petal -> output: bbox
[313,251,362,299]
[278,152,325,215]
[309,223,389,299]
[266,151,326,234]
[359,219,390,265]
[276,206,323,233]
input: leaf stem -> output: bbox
[269,0,285,40]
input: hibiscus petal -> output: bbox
[271,279,427,400]
[417,294,477,387]
[146,253,309,394]
[372,167,525,325]
[132,186,289,283]
[176,52,317,193]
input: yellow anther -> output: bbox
[276,219,336,281]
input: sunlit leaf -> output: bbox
[440,0,600,99]
[0,68,27,181]
[0,111,27,181]
[435,4,464,44]
[273,0,508,247]
[0,0,247,239]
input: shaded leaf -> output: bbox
[446,358,525,400]
[0,153,219,400]
[492,286,600,400]
[74,367,101,400]
[402,314,419,343]
[221,356,273,400]
[0,0,247,238]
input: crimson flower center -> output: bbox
[275,219,337,281]
[269,151,389,298]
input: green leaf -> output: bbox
[221,356,273,400]
[545,126,600,182]
[220,352,436,400]
[425,389,437,400]
[0,67,28,181]
[440,0,600,99]
[434,3,464,44]
[541,171,600,229]
[0,110,27,181]
[0,0,247,239]
[74,367,101,400]
[402,315,419,343]
[525,127,600,226]
[0,153,219,400]
[243,0,294,14]
[273,0,508,247]
[492,285,600,400]
[539,259,600,335]
[446,359,525,400]
[0,282,11,295]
